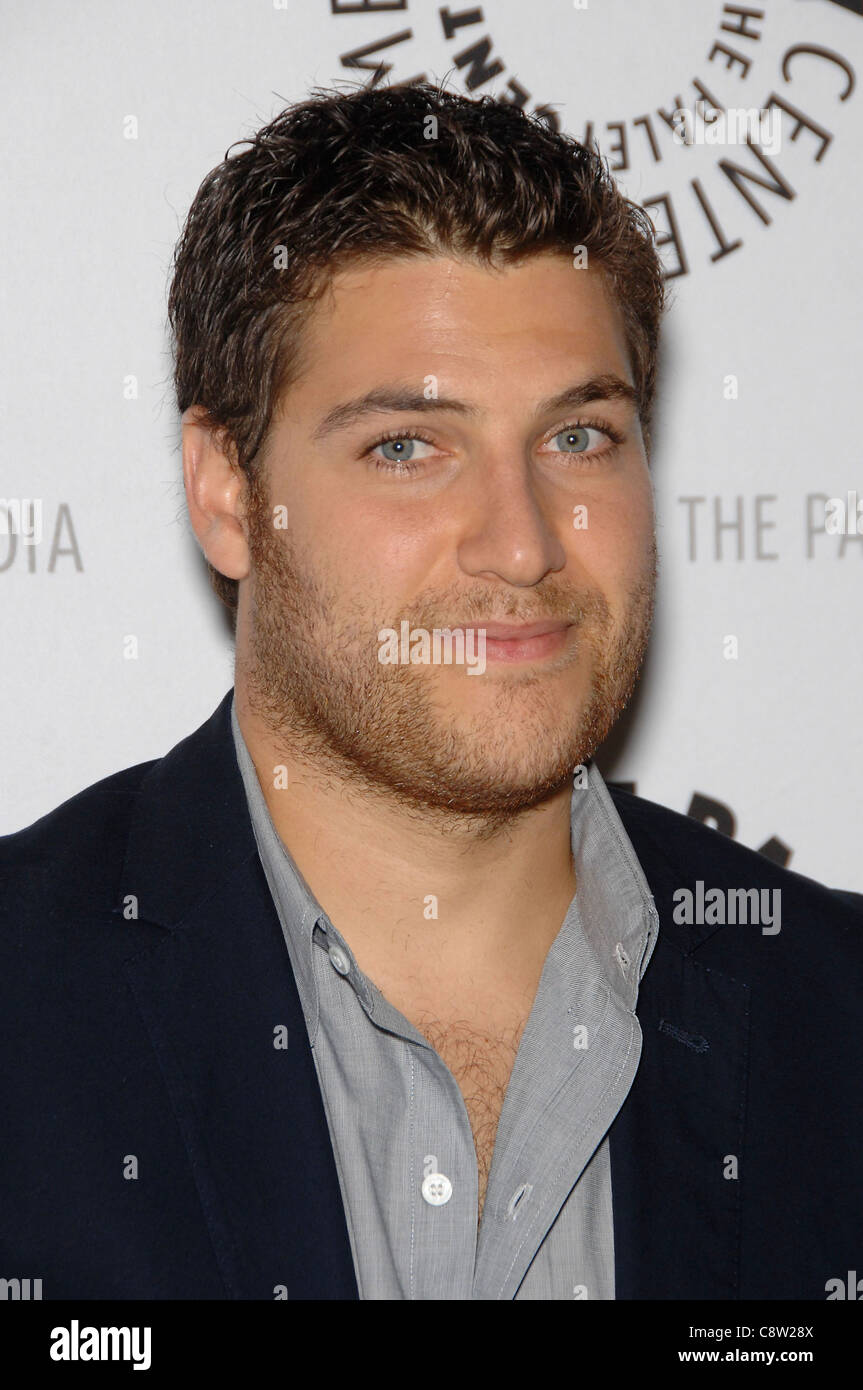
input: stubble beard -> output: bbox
[239,479,656,834]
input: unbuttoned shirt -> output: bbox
[230,699,658,1300]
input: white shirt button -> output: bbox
[328,945,351,976]
[421,1172,453,1206]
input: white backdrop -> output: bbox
[3,0,861,887]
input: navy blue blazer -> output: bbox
[1,690,861,1300]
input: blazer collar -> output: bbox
[118,689,359,1299]
[117,690,255,930]
[607,791,751,1299]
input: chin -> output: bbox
[401,757,584,828]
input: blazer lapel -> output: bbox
[608,799,751,1300]
[117,692,358,1300]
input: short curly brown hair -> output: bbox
[168,79,666,619]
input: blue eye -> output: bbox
[543,421,623,466]
[365,432,438,474]
[379,438,422,462]
[554,427,595,453]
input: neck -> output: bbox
[233,683,577,989]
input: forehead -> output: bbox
[286,252,633,410]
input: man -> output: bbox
[1,81,861,1302]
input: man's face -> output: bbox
[237,251,656,822]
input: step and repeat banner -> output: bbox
[3,0,862,887]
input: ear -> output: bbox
[182,406,251,583]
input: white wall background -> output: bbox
[2,0,861,887]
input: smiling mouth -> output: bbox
[449,620,575,664]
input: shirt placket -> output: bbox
[313,918,479,1299]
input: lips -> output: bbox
[442,618,575,665]
[450,620,572,641]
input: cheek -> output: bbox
[561,500,650,608]
[565,482,654,584]
[303,494,444,601]
[352,500,449,576]
[275,481,376,573]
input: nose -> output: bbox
[456,461,568,587]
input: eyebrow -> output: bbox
[309,373,640,442]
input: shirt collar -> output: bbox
[568,762,659,1009]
